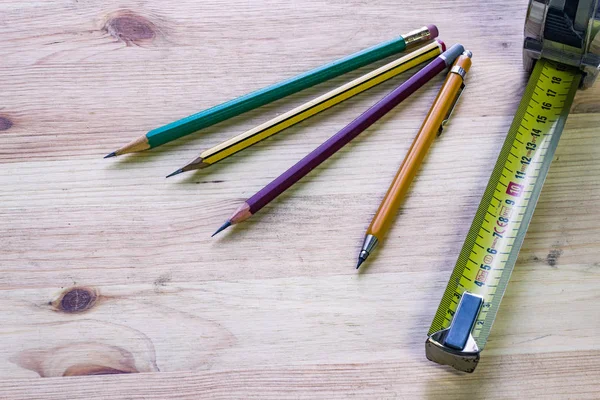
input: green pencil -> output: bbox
[105,25,438,157]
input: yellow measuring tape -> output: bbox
[426,59,581,372]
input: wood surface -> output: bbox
[1,0,599,398]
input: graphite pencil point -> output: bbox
[212,221,231,237]
[356,257,366,269]
[166,169,184,178]
[104,152,117,159]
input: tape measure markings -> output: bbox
[428,59,581,350]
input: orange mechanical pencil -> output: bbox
[357,50,472,269]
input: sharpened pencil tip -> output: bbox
[212,221,231,237]
[104,152,117,159]
[356,257,365,269]
[166,169,184,178]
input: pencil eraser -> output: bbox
[427,24,439,39]
[436,39,446,52]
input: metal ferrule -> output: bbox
[359,234,379,257]
[450,66,467,79]
[449,51,472,79]
[403,26,433,46]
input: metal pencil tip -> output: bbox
[166,169,184,178]
[356,257,366,269]
[104,152,117,159]
[212,221,231,237]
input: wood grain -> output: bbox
[0,0,599,398]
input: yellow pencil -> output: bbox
[167,39,446,177]
[357,50,472,269]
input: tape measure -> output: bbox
[425,58,581,373]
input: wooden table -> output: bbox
[1,0,599,398]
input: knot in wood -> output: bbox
[104,13,156,44]
[60,288,97,313]
[0,117,13,131]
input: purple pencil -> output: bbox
[213,44,465,236]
